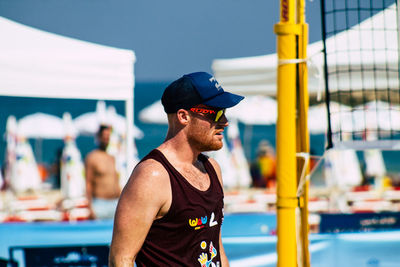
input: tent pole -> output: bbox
[296,0,311,266]
[125,97,134,177]
[274,0,299,266]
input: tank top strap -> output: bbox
[139,149,178,184]
[139,149,165,164]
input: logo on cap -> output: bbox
[209,77,222,91]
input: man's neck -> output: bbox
[159,139,200,165]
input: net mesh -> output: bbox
[320,0,400,150]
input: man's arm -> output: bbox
[208,157,230,267]
[219,232,230,267]
[109,159,171,267]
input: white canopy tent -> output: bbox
[211,4,398,97]
[0,16,137,173]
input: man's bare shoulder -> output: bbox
[119,158,171,216]
[124,158,170,194]
[134,158,168,179]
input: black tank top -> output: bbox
[136,149,224,267]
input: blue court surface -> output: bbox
[1,213,399,266]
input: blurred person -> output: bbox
[47,148,62,189]
[250,140,276,188]
[85,124,121,219]
[109,72,244,267]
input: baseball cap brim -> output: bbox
[203,91,244,109]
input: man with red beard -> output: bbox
[109,72,244,267]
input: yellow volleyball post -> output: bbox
[296,0,311,266]
[274,0,300,266]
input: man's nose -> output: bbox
[218,114,229,126]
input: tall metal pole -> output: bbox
[274,0,299,266]
[126,61,135,177]
[296,0,311,266]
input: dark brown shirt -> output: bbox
[136,149,224,267]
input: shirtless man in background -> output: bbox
[85,125,121,219]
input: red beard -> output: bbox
[187,120,223,152]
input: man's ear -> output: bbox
[176,109,190,125]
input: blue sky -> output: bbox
[0,0,323,82]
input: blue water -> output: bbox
[1,216,400,266]
[1,82,399,178]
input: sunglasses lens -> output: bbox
[215,109,225,122]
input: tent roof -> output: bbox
[0,16,136,100]
[212,4,398,96]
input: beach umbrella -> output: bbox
[74,101,143,139]
[17,112,67,164]
[138,100,168,124]
[106,106,144,139]
[18,112,65,139]
[227,95,277,125]
[73,101,107,135]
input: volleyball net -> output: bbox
[320,0,400,150]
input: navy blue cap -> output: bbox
[161,72,244,113]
